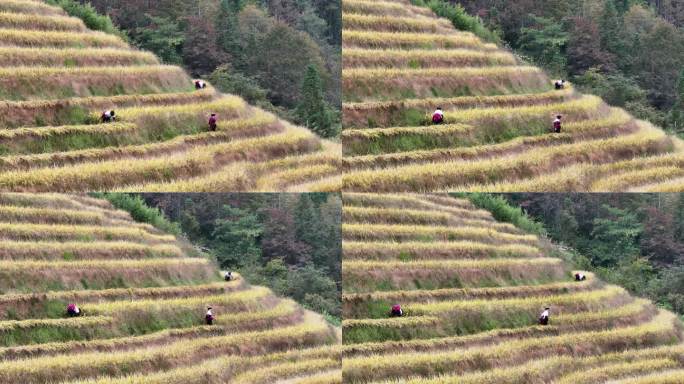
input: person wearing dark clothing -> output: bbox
[575,273,586,281]
[432,107,444,124]
[539,307,550,325]
[208,114,217,132]
[195,80,206,90]
[67,303,81,317]
[555,80,565,90]
[390,304,403,317]
[205,307,214,325]
[101,110,116,123]
[553,115,562,133]
[224,271,233,281]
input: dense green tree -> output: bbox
[599,0,626,56]
[518,16,568,76]
[208,65,269,105]
[669,70,684,133]
[499,193,684,317]
[629,18,684,108]
[135,15,184,65]
[216,0,245,67]
[295,65,336,138]
[590,205,643,266]
[574,69,648,107]
[211,205,263,269]
[246,23,326,108]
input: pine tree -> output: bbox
[599,1,625,57]
[216,0,244,68]
[670,69,684,132]
[615,0,630,13]
[295,195,325,266]
[211,205,263,269]
[296,64,335,138]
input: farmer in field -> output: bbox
[575,272,586,281]
[208,113,218,132]
[101,110,116,123]
[195,80,206,90]
[205,306,215,325]
[66,303,81,317]
[555,80,565,90]
[539,307,550,325]
[390,304,403,317]
[224,271,233,281]
[553,115,562,133]
[432,107,444,124]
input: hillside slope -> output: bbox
[0,1,340,192]
[342,193,684,383]
[0,193,340,383]
[341,0,684,192]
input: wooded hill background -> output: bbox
[132,193,342,323]
[80,0,342,138]
[445,0,684,136]
[498,193,684,320]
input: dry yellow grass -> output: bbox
[342,223,539,244]
[343,30,486,50]
[341,191,684,382]
[0,47,159,67]
[0,0,66,16]
[0,28,127,48]
[340,0,684,191]
[343,129,671,192]
[343,13,453,33]
[0,194,339,381]
[0,12,85,32]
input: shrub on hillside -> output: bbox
[46,0,124,38]
[410,0,500,43]
[459,193,546,235]
[95,193,181,235]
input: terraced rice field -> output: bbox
[0,193,340,383]
[341,193,684,383]
[341,0,684,192]
[0,1,340,192]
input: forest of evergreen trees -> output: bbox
[132,193,342,323]
[449,0,684,135]
[80,0,341,137]
[499,193,684,319]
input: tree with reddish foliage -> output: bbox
[641,207,684,267]
[182,16,227,76]
[567,17,614,75]
[261,207,312,266]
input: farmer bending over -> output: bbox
[539,307,550,325]
[66,303,81,317]
[432,107,444,124]
[101,110,116,123]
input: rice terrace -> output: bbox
[0,0,340,192]
[0,193,340,383]
[342,193,684,383]
[341,0,684,192]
